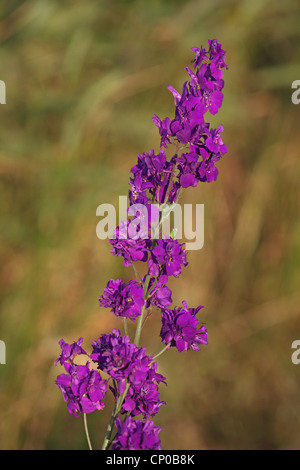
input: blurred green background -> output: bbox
[1,0,300,450]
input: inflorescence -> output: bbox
[55,39,228,450]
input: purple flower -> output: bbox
[145,276,173,309]
[185,66,224,116]
[112,416,162,450]
[148,238,188,281]
[154,158,177,204]
[208,39,228,70]
[91,329,138,391]
[99,278,145,321]
[198,159,219,183]
[200,80,224,115]
[167,84,182,105]
[91,330,154,393]
[160,301,208,352]
[91,330,167,410]
[205,125,227,155]
[54,337,87,366]
[191,45,208,68]
[129,148,176,204]
[130,148,167,190]
[189,124,227,183]
[121,361,166,419]
[128,174,152,205]
[152,115,172,148]
[109,220,151,267]
[55,362,107,417]
[170,84,205,145]
[176,151,200,189]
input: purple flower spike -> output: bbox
[55,39,228,449]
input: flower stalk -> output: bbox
[54,39,228,450]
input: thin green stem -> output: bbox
[101,401,118,450]
[141,306,153,328]
[133,304,146,347]
[134,274,151,347]
[123,318,128,337]
[146,274,161,297]
[152,342,171,361]
[105,410,130,450]
[175,186,185,204]
[131,262,142,282]
[101,382,130,450]
[83,413,93,451]
[115,383,131,416]
[164,158,177,204]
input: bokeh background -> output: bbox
[1,0,300,450]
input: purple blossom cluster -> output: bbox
[160,301,208,352]
[55,339,107,417]
[152,39,228,187]
[148,238,188,282]
[99,278,145,321]
[109,219,152,267]
[108,39,227,274]
[91,328,166,418]
[56,363,107,417]
[145,276,172,309]
[120,361,166,419]
[112,416,162,450]
[55,39,227,451]
[90,329,148,388]
[129,148,173,205]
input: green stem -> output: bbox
[146,272,161,297]
[133,302,146,347]
[152,342,171,361]
[164,158,177,204]
[83,413,93,451]
[115,383,131,416]
[141,306,153,329]
[101,382,131,450]
[131,262,142,282]
[101,402,118,450]
[134,274,151,347]
[123,318,128,337]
